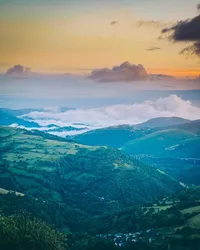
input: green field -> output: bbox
[182,206,200,214]
[187,214,200,229]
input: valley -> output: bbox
[0,114,200,249]
[73,119,200,185]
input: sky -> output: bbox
[0,0,200,77]
[1,74,200,109]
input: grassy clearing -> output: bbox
[152,205,172,211]
[181,205,200,214]
[186,214,200,229]
[5,153,23,161]
[67,147,78,155]
[0,188,24,196]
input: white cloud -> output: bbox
[48,129,90,137]
[89,61,148,82]
[9,123,89,137]
[20,95,200,132]
[9,123,58,131]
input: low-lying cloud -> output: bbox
[88,61,148,82]
[6,65,31,76]
[9,123,89,137]
[20,95,200,134]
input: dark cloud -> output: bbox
[88,61,148,82]
[162,15,200,41]
[6,64,31,75]
[146,46,161,51]
[161,5,200,57]
[179,42,200,57]
[149,74,175,81]
[197,4,200,11]
[110,21,118,25]
[137,20,162,27]
[136,20,171,29]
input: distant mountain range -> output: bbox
[0,108,82,134]
[72,117,194,148]
[136,117,190,128]
[1,108,194,137]
[0,109,40,128]
[73,119,200,185]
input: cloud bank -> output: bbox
[6,65,31,76]
[88,61,149,82]
[20,95,200,135]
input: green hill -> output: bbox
[136,117,190,128]
[162,137,200,158]
[122,128,198,156]
[83,187,200,235]
[171,120,200,135]
[72,125,155,148]
[73,120,200,155]
[72,121,200,185]
[0,126,182,217]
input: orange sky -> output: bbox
[0,0,199,77]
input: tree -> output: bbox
[0,213,68,250]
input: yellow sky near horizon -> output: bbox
[0,1,199,77]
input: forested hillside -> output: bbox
[73,120,200,185]
[0,126,182,218]
[0,186,200,250]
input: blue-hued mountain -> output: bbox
[136,117,190,128]
[0,108,43,116]
[0,108,79,132]
[122,127,199,157]
[72,125,154,148]
[0,109,40,127]
[1,107,74,116]
[72,119,200,185]
[72,119,200,157]
[0,126,183,216]
[72,117,191,148]
[122,121,200,185]
[122,120,200,157]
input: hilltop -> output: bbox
[72,117,195,149]
[136,117,190,128]
[0,109,40,128]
